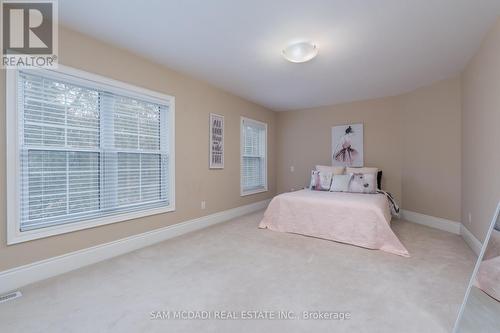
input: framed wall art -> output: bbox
[332,123,364,167]
[209,113,224,169]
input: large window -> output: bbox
[6,66,175,244]
[240,117,267,196]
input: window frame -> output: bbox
[6,65,176,245]
[240,116,268,197]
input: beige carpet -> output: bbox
[0,211,475,333]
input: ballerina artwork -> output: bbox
[332,123,364,167]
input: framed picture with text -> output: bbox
[209,113,224,169]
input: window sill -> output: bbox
[7,204,175,245]
[240,187,268,197]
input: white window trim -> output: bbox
[240,116,268,197]
[6,64,176,245]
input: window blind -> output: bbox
[18,71,171,231]
[241,118,267,194]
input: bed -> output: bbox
[259,189,409,257]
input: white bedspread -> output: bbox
[259,189,409,257]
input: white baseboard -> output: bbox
[400,210,483,255]
[0,199,271,295]
[400,210,461,235]
[460,224,482,256]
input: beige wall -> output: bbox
[277,78,462,221]
[399,78,462,221]
[0,27,277,271]
[461,18,500,242]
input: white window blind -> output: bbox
[16,70,173,232]
[240,117,267,196]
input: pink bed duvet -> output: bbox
[259,189,409,257]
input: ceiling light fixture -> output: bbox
[282,42,318,63]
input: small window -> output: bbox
[6,66,175,244]
[240,117,267,196]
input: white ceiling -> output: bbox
[59,0,500,111]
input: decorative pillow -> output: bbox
[348,173,377,194]
[309,170,319,189]
[309,170,333,191]
[316,165,345,175]
[329,174,352,192]
[346,167,378,175]
[346,167,382,190]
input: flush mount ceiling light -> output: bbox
[282,42,318,63]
